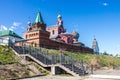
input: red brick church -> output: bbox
[16,12,93,53]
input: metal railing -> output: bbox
[9,42,92,76]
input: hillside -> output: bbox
[46,48,120,69]
[0,45,48,79]
[0,44,120,79]
[0,45,17,64]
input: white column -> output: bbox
[51,65,55,75]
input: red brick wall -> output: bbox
[46,26,59,35]
[16,29,93,53]
[39,39,93,53]
[16,22,93,53]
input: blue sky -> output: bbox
[0,0,120,55]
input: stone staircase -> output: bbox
[10,43,89,76]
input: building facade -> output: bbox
[0,30,22,45]
[15,12,93,53]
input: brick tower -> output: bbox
[23,12,50,47]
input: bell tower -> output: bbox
[32,11,46,31]
[92,37,99,54]
[23,11,50,47]
[57,14,65,34]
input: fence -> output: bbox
[9,41,93,75]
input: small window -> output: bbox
[52,30,55,35]
[26,35,27,39]
[36,33,38,35]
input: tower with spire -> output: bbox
[27,17,32,31]
[23,11,50,47]
[46,13,73,44]
[57,14,63,27]
[92,37,99,54]
[32,11,46,31]
[35,11,44,23]
[46,13,65,36]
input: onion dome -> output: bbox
[57,14,62,18]
[71,30,79,40]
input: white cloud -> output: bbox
[9,26,16,30]
[9,28,14,31]
[9,22,22,31]
[0,25,8,31]
[13,22,21,27]
[102,2,109,6]
[2,26,8,30]
[0,22,22,31]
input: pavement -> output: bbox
[85,75,120,80]
[84,69,120,80]
[19,75,81,80]
[19,75,120,80]
[20,69,120,80]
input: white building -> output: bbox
[0,30,22,45]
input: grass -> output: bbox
[0,78,9,80]
[45,48,120,68]
[0,45,18,64]
[32,62,49,75]
[21,46,120,68]
[1,44,119,68]
[0,45,50,79]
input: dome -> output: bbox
[71,31,79,39]
[57,14,62,18]
[27,21,31,25]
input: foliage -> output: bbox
[102,51,109,55]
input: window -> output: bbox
[36,33,38,35]
[52,30,55,35]
[26,35,27,39]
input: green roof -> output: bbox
[0,30,22,39]
[35,11,44,23]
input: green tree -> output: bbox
[103,51,109,55]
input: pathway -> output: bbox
[20,69,120,80]
[19,75,81,80]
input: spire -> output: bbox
[27,16,31,26]
[57,13,63,26]
[35,11,44,23]
[92,37,99,54]
[57,11,62,18]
